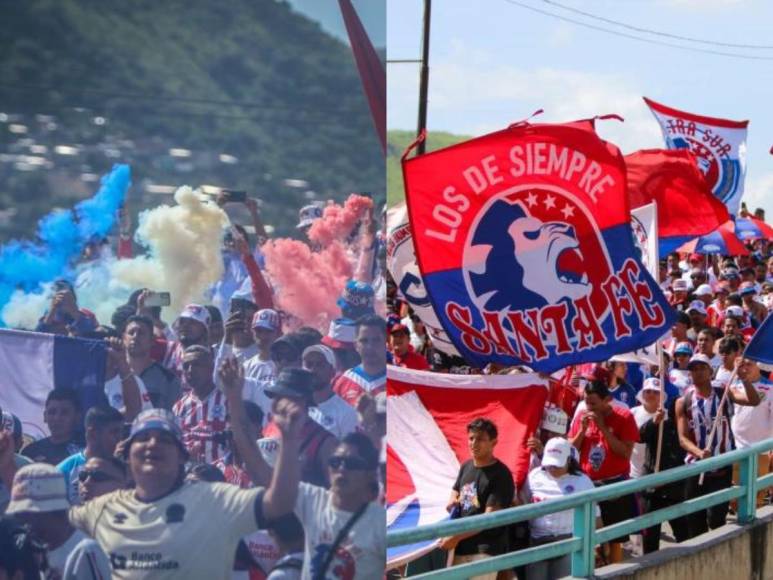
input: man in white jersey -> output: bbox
[729,360,773,507]
[173,345,230,463]
[243,308,282,383]
[303,345,358,439]
[676,355,760,537]
[333,315,386,407]
[64,405,303,579]
[216,294,260,368]
[162,304,211,377]
[103,337,151,420]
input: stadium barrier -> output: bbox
[387,438,773,578]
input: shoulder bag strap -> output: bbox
[313,502,369,580]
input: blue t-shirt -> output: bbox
[609,382,638,408]
[57,452,87,505]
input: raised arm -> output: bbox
[234,229,274,310]
[219,357,274,487]
[727,359,761,407]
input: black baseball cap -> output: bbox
[265,368,316,406]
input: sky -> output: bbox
[287,0,385,47]
[387,0,773,219]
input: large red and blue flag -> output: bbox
[402,122,676,372]
[626,149,730,255]
[644,97,748,217]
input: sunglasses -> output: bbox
[328,456,370,471]
[78,469,118,483]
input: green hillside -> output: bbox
[0,0,385,239]
[387,129,470,207]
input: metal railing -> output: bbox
[387,439,773,579]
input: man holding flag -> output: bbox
[675,355,759,537]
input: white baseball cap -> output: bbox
[303,344,336,369]
[688,353,714,370]
[687,300,707,316]
[673,279,688,291]
[694,284,713,297]
[252,308,281,332]
[175,304,211,328]
[321,318,357,350]
[541,437,573,468]
[296,204,323,229]
[6,464,69,514]
[725,305,744,319]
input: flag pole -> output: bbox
[416,0,431,156]
[654,343,666,473]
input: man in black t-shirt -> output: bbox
[21,388,82,464]
[441,418,514,578]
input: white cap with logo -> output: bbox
[541,437,573,468]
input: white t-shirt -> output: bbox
[309,394,359,440]
[731,381,773,449]
[294,483,385,580]
[715,365,735,384]
[104,374,153,415]
[630,406,657,478]
[48,529,111,579]
[669,369,691,395]
[244,354,277,384]
[217,341,260,368]
[70,481,265,579]
[62,538,113,580]
[242,377,274,428]
[525,467,599,538]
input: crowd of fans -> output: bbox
[387,231,773,578]
[0,196,387,579]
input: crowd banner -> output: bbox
[402,121,676,372]
[0,329,106,439]
[643,97,748,217]
[387,202,461,356]
[625,149,729,255]
[386,366,548,568]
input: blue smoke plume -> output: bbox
[0,164,131,326]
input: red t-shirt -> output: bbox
[392,346,430,370]
[568,405,639,481]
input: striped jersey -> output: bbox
[333,365,387,407]
[683,385,735,464]
[172,388,230,464]
[162,340,186,378]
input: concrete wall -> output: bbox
[593,506,773,580]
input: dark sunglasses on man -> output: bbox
[328,455,371,471]
[78,469,119,483]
